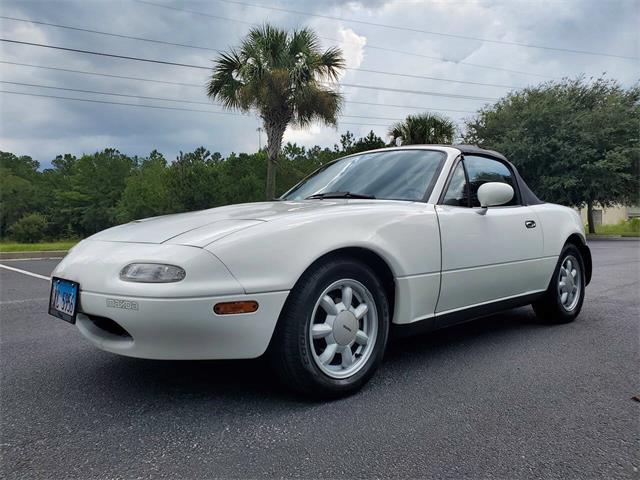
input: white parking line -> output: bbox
[0,264,50,281]
[0,257,64,261]
[0,297,49,305]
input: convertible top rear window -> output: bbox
[282,150,446,201]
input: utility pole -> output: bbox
[256,127,263,151]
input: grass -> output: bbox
[0,240,79,253]
[591,219,640,237]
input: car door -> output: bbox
[434,155,545,321]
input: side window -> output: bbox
[442,161,469,207]
[464,155,518,207]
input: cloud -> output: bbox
[283,124,328,146]
[338,27,367,72]
[0,0,637,167]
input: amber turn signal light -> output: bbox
[213,301,259,315]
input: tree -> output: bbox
[166,147,224,211]
[218,151,265,205]
[72,149,135,235]
[9,213,47,243]
[389,113,456,145]
[117,150,172,222]
[207,24,345,199]
[464,77,640,233]
[0,151,39,178]
[339,130,386,155]
[0,152,43,236]
[41,154,80,238]
[0,172,35,236]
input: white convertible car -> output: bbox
[50,145,591,397]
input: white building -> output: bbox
[576,205,640,226]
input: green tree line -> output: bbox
[0,131,385,242]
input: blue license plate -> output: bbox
[49,277,80,324]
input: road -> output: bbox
[1,240,638,479]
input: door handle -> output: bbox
[525,220,536,229]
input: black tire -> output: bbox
[532,243,586,324]
[270,255,390,399]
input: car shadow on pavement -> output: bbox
[75,305,546,406]
[387,305,544,358]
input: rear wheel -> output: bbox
[533,243,585,323]
[270,256,389,398]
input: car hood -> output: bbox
[88,200,380,247]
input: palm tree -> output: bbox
[388,113,457,146]
[207,25,345,199]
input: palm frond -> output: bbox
[388,113,457,145]
[318,47,345,82]
[207,23,345,127]
[288,28,320,58]
[245,24,288,69]
[207,49,250,110]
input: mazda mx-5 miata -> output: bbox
[50,145,591,397]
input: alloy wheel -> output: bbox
[308,279,378,379]
[557,254,581,312]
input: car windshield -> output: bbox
[281,149,446,201]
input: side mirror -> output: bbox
[477,182,514,209]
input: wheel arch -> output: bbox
[291,246,397,324]
[265,246,398,360]
[566,233,592,286]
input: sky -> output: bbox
[0,0,638,168]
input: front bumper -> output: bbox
[52,240,288,359]
[76,290,288,359]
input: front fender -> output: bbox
[205,202,441,294]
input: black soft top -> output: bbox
[452,144,544,206]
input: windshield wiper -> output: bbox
[305,191,376,200]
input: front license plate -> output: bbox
[49,277,80,324]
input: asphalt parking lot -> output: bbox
[1,240,638,479]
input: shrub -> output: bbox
[8,213,48,243]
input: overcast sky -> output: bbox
[0,0,638,167]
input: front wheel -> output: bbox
[533,243,586,323]
[270,256,390,398]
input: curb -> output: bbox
[586,235,639,241]
[0,250,67,260]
